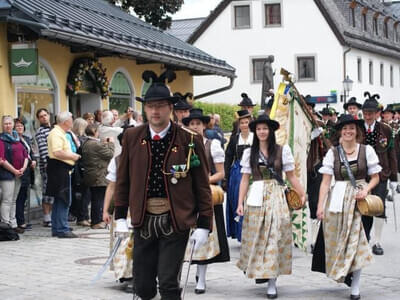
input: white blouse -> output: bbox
[238,132,253,146]
[205,138,225,164]
[240,145,295,174]
[319,144,382,176]
[106,157,117,182]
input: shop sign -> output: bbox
[9,47,38,83]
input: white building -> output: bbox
[168,0,400,112]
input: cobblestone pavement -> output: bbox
[1,204,399,300]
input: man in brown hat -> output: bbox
[361,94,397,256]
[114,70,212,300]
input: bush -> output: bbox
[193,101,260,132]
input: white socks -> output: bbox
[373,217,384,246]
[351,269,361,296]
[196,265,207,290]
[43,214,51,222]
[267,278,277,295]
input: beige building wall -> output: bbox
[0,31,193,117]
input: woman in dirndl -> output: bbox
[102,131,133,292]
[183,108,230,294]
[225,110,253,242]
[236,115,305,299]
[312,114,381,300]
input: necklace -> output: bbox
[343,148,356,155]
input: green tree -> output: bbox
[109,0,184,30]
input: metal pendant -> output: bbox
[174,173,181,179]
[171,177,178,184]
[181,172,187,178]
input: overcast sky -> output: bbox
[173,0,220,20]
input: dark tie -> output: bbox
[153,134,161,141]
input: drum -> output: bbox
[357,195,384,217]
[210,184,224,205]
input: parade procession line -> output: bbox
[0,203,399,300]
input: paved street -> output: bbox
[1,202,399,300]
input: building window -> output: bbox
[297,56,316,81]
[384,21,389,39]
[351,7,356,27]
[390,65,394,88]
[357,58,362,83]
[110,71,133,114]
[252,58,267,82]
[373,17,378,35]
[380,63,384,86]
[362,13,367,31]
[369,61,373,85]
[234,5,251,28]
[264,3,281,26]
[395,25,399,43]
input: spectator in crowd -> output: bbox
[0,116,28,230]
[114,107,137,127]
[46,111,80,238]
[70,118,91,227]
[81,124,114,229]
[35,108,53,227]
[83,112,95,125]
[94,109,102,125]
[111,109,119,124]
[212,113,226,147]
[14,119,37,233]
[99,111,123,157]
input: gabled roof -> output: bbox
[166,17,206,42]
[187,0,400,60]
[0,0,235,78]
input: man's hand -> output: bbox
[189,228,209,250]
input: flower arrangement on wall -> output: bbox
[66,57,111,99]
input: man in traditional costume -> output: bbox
[344,97,363,119]
[361,94,398,256]
[114,70,212,300]
[173,92,192,126]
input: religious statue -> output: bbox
[261,55,275,109]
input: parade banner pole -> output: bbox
[391,184,398,232]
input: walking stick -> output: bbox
[181,240,196,300]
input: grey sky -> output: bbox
[173,0,220,20]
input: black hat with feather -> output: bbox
[136,70,179,103]
[238,93,256,107]
[173,92,193,110]
[361,92,380,112]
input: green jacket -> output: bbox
[81,138,114,187]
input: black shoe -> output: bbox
[57,232,78,238]
[43,221,52,227]
[256,279,269,284]
[372,244,384,255]
[267,292,278,299]
[194,288,206,294]
[350,294,360,300]
[310,244,314,254]
[15,227,25,234]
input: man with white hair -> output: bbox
[46,111,80,238]
[98,110,123,157]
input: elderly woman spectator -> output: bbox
[70,118,91,227]
[83,112,95,125]
[81,124,114,229]
[46,111,80,238]
[0,116,28,230]
[98,110,123,157]
[14,119,38,233]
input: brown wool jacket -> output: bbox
[364,121,398,182]
[114,122,213,232]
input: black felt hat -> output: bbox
[343,97,362,110]
[239,93,256,107]
[303,95,315,108]
[382,104,395,114]
[173,92,192,110]
[236,109,252,119]
[135,70,179,103]
[319,107,332,116]
[362,92,380,112]
[334,114,364,130]
[182,108,210,126]
[249,114,280,132]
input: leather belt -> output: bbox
[146,197,170,214]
